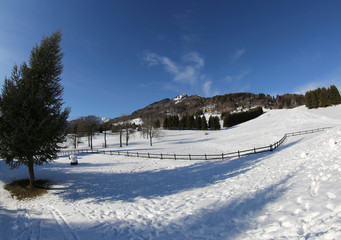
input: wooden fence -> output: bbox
[58,127,332,161]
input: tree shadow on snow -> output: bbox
[46,151,275,203]
[65,176,292,240]
[155,176,292,240]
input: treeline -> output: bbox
[221,107,264,128]
[65,119,162,148]
[163,115,221,130]
[305,85,341,109]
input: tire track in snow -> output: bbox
[49,206,78,240]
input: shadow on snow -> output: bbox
[96,176,291,240]
[48,152,268,202]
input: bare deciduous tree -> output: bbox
[141,122,162,146]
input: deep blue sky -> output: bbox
[1,1,341,120]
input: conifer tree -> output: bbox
[214,116,221,130]
[0,31,70,188]
[163,116,169,129]
[195,116,202,130]
[329,85,341,105]
[179,115,187,129]
[201,116,208,130]
[319,87,328,107]
[188,115,196,129]
[311,91,319,108]
[305,91,312,109]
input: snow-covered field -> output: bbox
[1,105,341,239]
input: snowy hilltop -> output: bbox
[173,93,188,104]
[1,105,341,239]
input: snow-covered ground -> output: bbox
[1,105,341,239]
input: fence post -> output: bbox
[205,154,207,160]
[254,148,256,154]
[222,153,224,160]
[270,144,273,151]
[127,151,129,156]
[137,152,139,157]
[161,153,163,160]
[189,154,191,160]
[174,154,176,160]
[148,153,150,158]
[238,150,240,158]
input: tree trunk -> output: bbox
[74,134,77,149]
[104,131,107,148]
[28,159,35,188]
[119,131,122,147]
[149,131,153,146]
[126,129,129,146]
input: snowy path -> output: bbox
[1,106,341,239]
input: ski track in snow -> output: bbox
[49,206,78,240]
[1,105,341,239]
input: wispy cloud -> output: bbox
[224,69,251,83]
[200,74,220,97]
[231,49,246,62]
[202,80,212,96]
[182,34,199,44]
[294,78,341,94]
[143,51,204,85]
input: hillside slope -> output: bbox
[111,92,305,124]
[1,105,341,239]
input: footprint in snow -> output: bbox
[309,180,319,197]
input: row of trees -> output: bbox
[222,107,264,128]
[163,115,221,130]
[65,119,162,148]
[305,85,341,109]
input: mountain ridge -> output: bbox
[110,92,305,124]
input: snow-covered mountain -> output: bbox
[112,92,305,124]
[73,115,110,124]
[173,94,188,104]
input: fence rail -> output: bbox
[58,127,332,161]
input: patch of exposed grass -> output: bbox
[4,179,50,200]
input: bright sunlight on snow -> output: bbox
[1,105,341,239]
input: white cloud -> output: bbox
[143,51,204,86]
[201,75,220,97]
[182,52,204,68]
[231,49,246,62]
[202,80,212,96]
[143,52,161,66]
[294,78,341,94]
[182,34,199,44]
[224,69,251,83]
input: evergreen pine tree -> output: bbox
[214,116,221,130]
[163,117,169,129]
[319,87,328,107]
[189,115,195,129]
[179,115,187,129]
[311,91,319,108]
[0,31,70,188]
[329,85,341,105]
[201,116,208,130]
[305,91,312,109]
[195,116,202,130]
